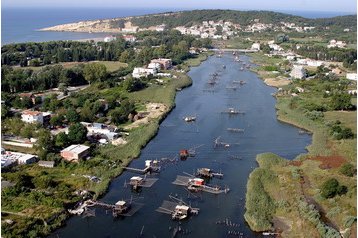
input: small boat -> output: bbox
[240,67,244,71]
[183,116,196,122]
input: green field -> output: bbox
[25,61,128,72]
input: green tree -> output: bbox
[21,97,33,109]
[109,99,135,125]
[330,93,353,110]
[36,129,53,152]
[261,44,271,54]
[83,63,107,84]
[50,114,64,127]
[1,105,10,119]
[32,175,56,189]
[68,123,88,144]
[66,108,80,123]
[55,132,69,148]
[20,124,36,139]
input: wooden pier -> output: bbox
[69,199,143,217]
[123,160,161,174]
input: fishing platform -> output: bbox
[125,176,158,190]
[172,175,230,194]
[156,196,199,220]
[196,168,223,179]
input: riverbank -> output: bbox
[0,53,212,237]
[244,52,357,237]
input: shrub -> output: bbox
[340,163,356,177]
[329,121,355,140]
[321,178,347,199]
[305,110,324,120]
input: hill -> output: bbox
[40,10,357,33]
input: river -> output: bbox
[51,53,311,238]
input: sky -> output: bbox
[2,0,357,13]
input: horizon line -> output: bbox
[2,6,356,14]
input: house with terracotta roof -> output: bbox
[21,110,44,124]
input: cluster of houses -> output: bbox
[172,19,317,39]
[132,58,172,78]
[279,21,315,32]
[1,143,91,169]
[327,39,347,49]
[258,40,356,81]
[175,20,238,39]
[103,34,137,43]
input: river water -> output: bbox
[51,54,311,238]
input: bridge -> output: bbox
[211,48,258,53]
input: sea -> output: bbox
[1,7,356,46]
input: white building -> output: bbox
[290,65,306,79]
[21,110,43,124]
[148,62,161,71]
[175,26,187,35]
[306,59,323,67]
[327,39,347,48]
[1,150,37,167]
[132,67,157,78]
[269,43,283,51]
[156,24,166,32]
[104,35,117,42]
[346,73,358,81]
[251,43,261,51]
[122,35,137,42]
[17,154,37,165]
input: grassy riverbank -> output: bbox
[1,52,211,237]
[244,52,357,237]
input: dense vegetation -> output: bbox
[244,153,285,231]
[130,10,356,29]
[1,30,211,67]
